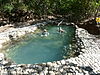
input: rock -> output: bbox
[59,68,63,72]
[0,45,3,49]
[47,62,52,66]
[0,53,4,61]
[39,71,45,75]
[43,69,48,75]
[49,71,55,75]
[74,52,80,56]
[11,71,17,75]
[56,61,61,65]
[2,60,8,65]
[1,70,8,75]
[60,60,66,65]
[67,73,74,75]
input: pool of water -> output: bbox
[6,25,75,64]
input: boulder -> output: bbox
[0,45,2,49]
[0,53,4,61]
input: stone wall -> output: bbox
[0,24,100,75]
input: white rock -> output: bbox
[47,62,52,66]
[40,72,45,75]
[49,71,55,75]
[10,71,16,74]
[59,68,63,72]
[0,40,6,44]
[2,60,8,65]
[0,45,3,49]
[0,53,4,61]
[43,70,48,75]
[60,60,66,64]
[56,61,61,65]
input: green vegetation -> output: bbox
[0,0,100,22]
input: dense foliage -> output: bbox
[0,0,100,22]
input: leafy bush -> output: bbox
[3,4,14,12]
[0,0,99,21]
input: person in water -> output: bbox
[58,27,65,34]
[41,29,49,37]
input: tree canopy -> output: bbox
[0,0,100,22]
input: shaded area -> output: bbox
[77,18,100,35]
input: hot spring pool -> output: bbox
[6,25,75,64]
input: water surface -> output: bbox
[6,25,75,64]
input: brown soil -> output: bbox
[77,18,100,35]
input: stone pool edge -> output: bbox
[0,22,48,49]
[0,23,100,75]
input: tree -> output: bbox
[0,0,99,22]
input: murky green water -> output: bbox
[6,25,75,64]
